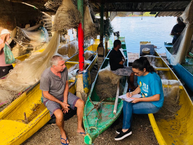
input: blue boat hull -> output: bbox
[164,44,193,92]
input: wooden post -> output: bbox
[100,3,104,47]
[77,0,84,71]
[97,3,105,69]
[76,0,84,99]
[105,11,109,56]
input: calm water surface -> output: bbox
[110,16,177,53]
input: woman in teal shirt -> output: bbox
[115,57,164,141]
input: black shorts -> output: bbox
[0,65,13,78]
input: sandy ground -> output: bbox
[22,54,160,145]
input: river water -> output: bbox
[110,16,177,53]
[68,16,177,53]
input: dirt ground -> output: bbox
[22,113,158,145]
[22,53,159,145]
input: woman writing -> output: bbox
[0,29,13,78]
[114,57,164,141]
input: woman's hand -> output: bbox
[131,98,141,103]
[126,92,133,98]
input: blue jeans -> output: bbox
[122,101,160,129]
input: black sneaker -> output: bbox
[116,128,122,134]
[114,129,132,141]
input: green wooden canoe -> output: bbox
[83,47,128,144]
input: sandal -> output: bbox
[79,132,86,135]
[60,136,69,145]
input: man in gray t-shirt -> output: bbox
[40,55,85,145]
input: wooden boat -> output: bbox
[0,42,98,145]
[83,40,128,144]
[164,42,193,92]
[145,50,193,145]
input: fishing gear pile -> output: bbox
[58,40,78,58]
[12,25,49,49]
[95,65,123,100]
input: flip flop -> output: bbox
[60,136,69,145]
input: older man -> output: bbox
[40,55,85,145]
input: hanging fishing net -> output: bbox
[172,29,185,55]
[172,0,193,64]
[84,5,98,40]
[52,0,82,32]
[104,18,114,40]
[0,32,60,103]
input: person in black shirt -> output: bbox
[171,17,186,44]
[109,40,132,76]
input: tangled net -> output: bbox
[155,86,181,120]
[0,32,60,103]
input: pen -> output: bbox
[129,88,131,97]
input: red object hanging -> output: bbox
[78,23,84,71]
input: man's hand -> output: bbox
[60,102,70,113]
